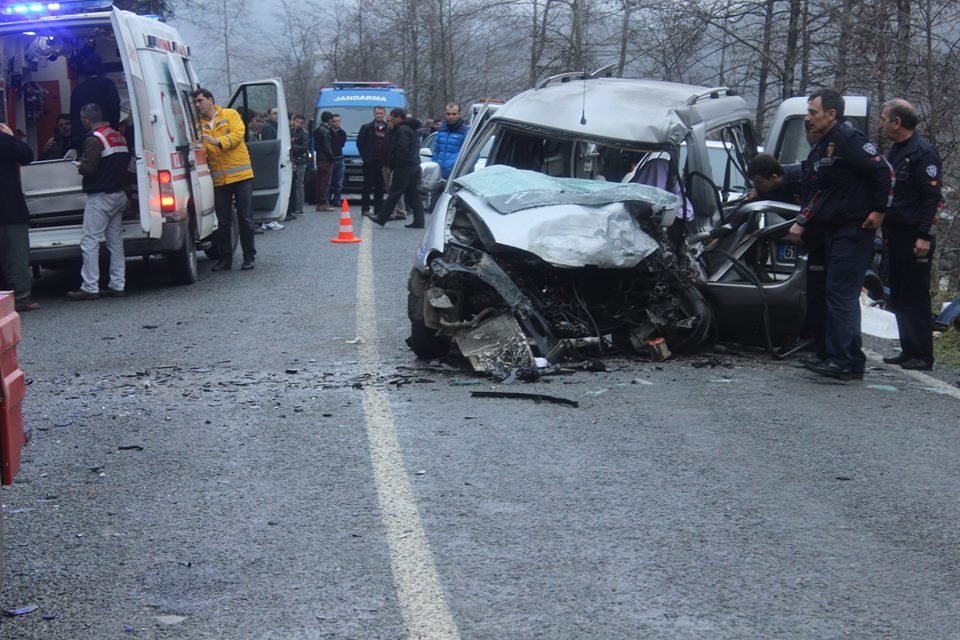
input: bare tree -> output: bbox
[267,0,326,118]
[174,0,253,97]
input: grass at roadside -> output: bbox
[932,291,960,368]
[934,326,960,368]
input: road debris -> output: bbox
[470,390,579,407]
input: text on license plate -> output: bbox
[776,243,799,261]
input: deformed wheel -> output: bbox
[662,285,714,354]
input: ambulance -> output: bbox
[0,0,290,284]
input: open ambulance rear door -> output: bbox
[111,8,216,242]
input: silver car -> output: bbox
[407,74,801,371]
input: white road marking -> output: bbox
[865,348,960,400]
[354,220,461,639]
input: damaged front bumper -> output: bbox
[413,242,707,374]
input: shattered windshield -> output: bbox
[454,165,680,214]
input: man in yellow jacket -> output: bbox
[193,87,257,271]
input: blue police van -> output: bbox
[310,81,408,200]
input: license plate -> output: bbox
[776,243,798,261]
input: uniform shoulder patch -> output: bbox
[926,164,939,177]
[862,142,878,155]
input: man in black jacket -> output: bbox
[366,109,424,228]
[313,111,336,211]
[788,89,893,380]
[69,50,120,150]
[0,122,38,311]
[328,113,347,207]
[878,99,942,371]
[357,106,388,215]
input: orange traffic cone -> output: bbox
[330,198,362,244]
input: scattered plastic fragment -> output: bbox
[866,384,898,392]
[584,388,609,396]
[42,613,57,620]
[285,368,300,374]
[142,325,159,329]
[3,605,38,616]
[345,337,364,344]
[450,380,481,386]
[156,615,187,626]
[470,390,578,407]
[118,445,144,451]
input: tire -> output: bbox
[168,224,198,285]
[203,208,239,260]
[662,285,714,354]
[406,275,451,359]
[407,319,451,360]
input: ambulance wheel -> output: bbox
[169,225,198,285]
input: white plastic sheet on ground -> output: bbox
[860,292,899,339]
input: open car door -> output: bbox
[227,79,292,222]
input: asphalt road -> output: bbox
[2,208,960,639]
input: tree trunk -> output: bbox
[755,0,775,134]
[833,0,854,89]
[894,0,912,96]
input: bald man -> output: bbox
[878,99,943,371]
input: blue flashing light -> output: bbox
[2,0,110,17]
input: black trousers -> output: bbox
[886,230,934,362]
[361,159,385,213]
[377,163,423,225]
[0,222,32,300]
[822,222,876,372]
[214,178,256,264]
[803,222,827,357]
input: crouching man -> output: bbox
[68,102,130,300]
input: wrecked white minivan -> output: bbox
[0,2,290,284]
[408,73,810,372]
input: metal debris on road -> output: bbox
[470,390,579,407]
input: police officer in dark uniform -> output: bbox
[878,99,942,371]
[788,89,893,380]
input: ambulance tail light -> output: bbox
[159,170,175,213]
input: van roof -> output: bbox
[491,78,751,146]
